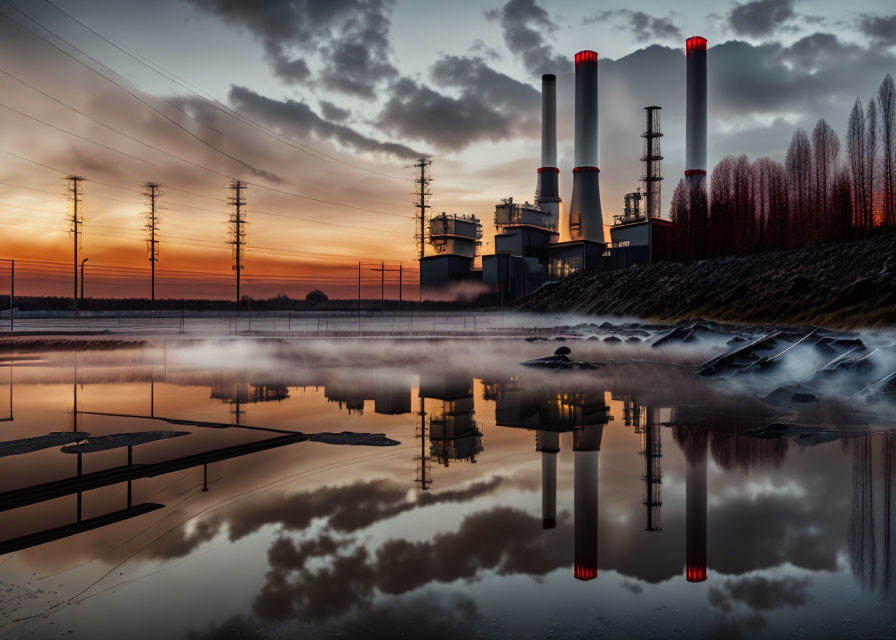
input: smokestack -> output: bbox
[685,452,708,582]
[685,36,707,190]
[573,424,603,581]
[537,74,561,230]
[537,430,559,529]
[568,50,604,243]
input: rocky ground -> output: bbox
[516,233,896,327]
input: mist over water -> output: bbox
[1,320,895,639]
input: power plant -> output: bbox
[422,37,708,303]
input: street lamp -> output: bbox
[80,258,89,308]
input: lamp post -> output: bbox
[80,258,89,308]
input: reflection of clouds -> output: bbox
[144,477,505,561]
[191,592,482,640]
[709,575,811,612]
[253,506,572,621]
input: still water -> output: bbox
[0,337,894,639]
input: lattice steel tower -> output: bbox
[228,180,247,316]
[413,157,432,261]
[144,182,161,312]
[642,106,663,220]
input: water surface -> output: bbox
[0,337,894,639]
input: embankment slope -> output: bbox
[516,234,896,327]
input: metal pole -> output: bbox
[357,261,361,333]
[381,260,385,313]
[399,264,403,307]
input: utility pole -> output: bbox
[67,175,83,319]
[413,157,431,303]
[228,180,247,319]
[370,263,400,313]
[144,182,161,315]
[357,261,361,333]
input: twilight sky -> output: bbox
[1,0,895,298]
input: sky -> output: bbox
[1,0,895,299]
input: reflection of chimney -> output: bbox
[685,452,708,582]
[568,50,604,242]
[685,36,708,190]
[574,424,603,581]
[537,430,559,529]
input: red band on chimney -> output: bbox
[684,169,707,176]
[573,166,600,173]
[574,563,598,581]
[686,564,707,583]
[538,167,560,173]
[686,36,707,55]
[575,50,598,65]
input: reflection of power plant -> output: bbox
[211,373,290,422]
[618,396,663,532]
[321,379,412,416]
[495,378,610,581]
[419,373,482,467]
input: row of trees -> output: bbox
[669,74,896,260]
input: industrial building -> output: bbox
[422,37,709,303]
[419,212,483,291]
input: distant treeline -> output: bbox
[670,74,896,259]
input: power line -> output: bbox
[37,0,410,182]
[0,1,261,174]
[0,100,153,165]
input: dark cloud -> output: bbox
[485,0,566,76]
[727,0,795,38]
[858,14,896,47]
[188,0,397,96]
[228,85,419,159]
[584,10,682,42]
[376,54,539,151]
[377,75,523,151]
[319,100,350,122]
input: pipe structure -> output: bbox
[537,74,561,231]
[568,50,604,243]
[685,36,707,190]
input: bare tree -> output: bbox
[866,97,879,232]
[878,74,896,230]
[669,178,690,259]
[812,118,840,242]
[786,129,812,245]
[847,99,867,236]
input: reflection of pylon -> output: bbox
[415,397,431,490]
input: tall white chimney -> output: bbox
[537,74,561,230]
[685,37,707,190]
[568,51,603,243]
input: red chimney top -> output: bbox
[575,50,598,65]
[686,37,707,55]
